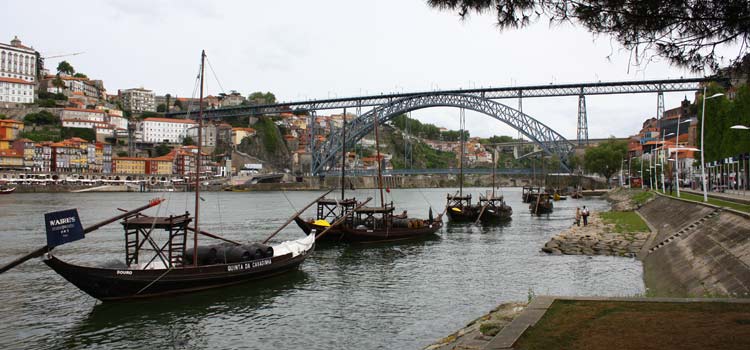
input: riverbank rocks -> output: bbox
[541,213,649,257]
[424,302,526,350]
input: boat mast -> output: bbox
[492,148,496,199]
[341,108,347,201]
[193,50,205,267]
[459,108,464,198]
[373,108,384,206]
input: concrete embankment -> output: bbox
[638,195,750,297]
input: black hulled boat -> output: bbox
[3,51,316,302]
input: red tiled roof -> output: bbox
[63,107,105,114]
[0,77,34,85]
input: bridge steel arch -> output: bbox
[312,93,575,175]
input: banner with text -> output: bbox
[45,209,84,247]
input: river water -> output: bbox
[0,188,643,349]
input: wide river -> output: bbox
[0,188,643,349]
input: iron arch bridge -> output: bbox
[312,93,575,175]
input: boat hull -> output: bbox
[445,206,480,222]
[294,216,345,239]
[335,220,442,243]
[479,207,513,223]
[0,187,15,194]
[44,250,310,302]
[295,216,442,243]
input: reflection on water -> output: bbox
[0,188,643,350]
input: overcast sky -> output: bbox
[2,0,719,140]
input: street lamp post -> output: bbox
[674,119,692,197]
[640,153,644,189]
[661,131,675,193]
[700,87,725,201]
[730,125,749,195]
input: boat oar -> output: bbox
[474,201,491,225]
[440,190,459,217]
[262,189,333,244]
[116,209,242,246]
[316,197,372,240]
[0,198,165,275]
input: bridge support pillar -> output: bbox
[576,94,588,146]
[656,91,664,119]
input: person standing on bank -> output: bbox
[582,206,590,226]
[575,207,581,227]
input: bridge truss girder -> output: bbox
[167,78,718,119]
[313,93,576,175]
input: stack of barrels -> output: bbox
[184,242,274,266]
[392,218,426,229]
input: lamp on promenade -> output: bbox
[700,88,725,202]
[661,131,675,193]
[673,119,693,198]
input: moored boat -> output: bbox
[1,51,317,302]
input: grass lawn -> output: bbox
[515,300,750,350]
[630,190,655,205]
[600,211,650,233]
[658,191,750,213]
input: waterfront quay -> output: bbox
[427,188,750,350]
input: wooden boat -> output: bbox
[477,192,513,223]
[44,222,314,301]
[475,150,512,223]
[445,193,480,222]
[307,202,442,243]
[297,107,442,243]
[0,186,16,194]
[445,108,481,223]
[521,186,541,203]
[2,51,316,302]
[529,193,554,215]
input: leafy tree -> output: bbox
[174,98,183,110]
[156,103,167,113]
[52,75,65,90]
[182,136,195,146]
[38,99,57,107]
[441,129,470,141]
[23,110,59,125]
[73,73,88,79]
[485,135,515,144]
[140,111,160,119]
[56,61,75,75]
[428,0,750,72]
[117,151,129,157]
[0,114,5,119]
[584,138,628,180]
[248,91,277,105]
[698,83,750,162]
[155,142,172,157]
[61,127,95,141]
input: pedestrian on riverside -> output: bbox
[575,207,581,227]
[582,206,589,226]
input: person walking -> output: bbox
[575,207,581,227]
[582,206,590,226]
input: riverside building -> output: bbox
[119,87,156,113]
[141,117,197,144]
[0,36,39,84]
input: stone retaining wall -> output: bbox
[639,195,750,297]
